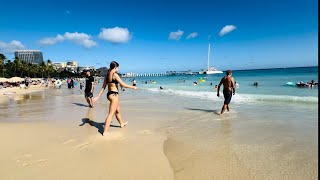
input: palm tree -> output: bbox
[40,61,46,78]
[0,53,6,77]
[13,58,22,77]
[20,60,27,77]
[4,60,13,77]
[46,59,52,77]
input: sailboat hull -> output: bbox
[205,70,223,74]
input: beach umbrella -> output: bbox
[9,77,24,82]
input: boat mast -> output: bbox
[207,43,210,70]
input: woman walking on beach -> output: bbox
[93,61,137,136]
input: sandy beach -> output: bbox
[0,84,48,104]
[0,86,317,180]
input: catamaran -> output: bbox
[199,43,223,74]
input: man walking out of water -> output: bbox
[217,70,236,115]
[85,70,95,108]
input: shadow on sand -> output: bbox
[185,108,220,115]
[79,118,104,135]
[79,119,122,135]
[73,103,89,107]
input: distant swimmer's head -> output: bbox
[85,70,91,76]
[109,61,120,72]
[226,70,232,76]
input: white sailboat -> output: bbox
[199,43,223,74]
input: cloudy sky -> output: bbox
[0,0,318,72]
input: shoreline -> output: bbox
[0,87,317,179]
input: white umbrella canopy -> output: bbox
[0,78,7,83]
[9,77,24,82]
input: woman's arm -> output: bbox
[114,74,137,90]
[93,76,108,102]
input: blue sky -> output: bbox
[0,0,318,73]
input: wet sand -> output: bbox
[0,85,47,103]
[0,87,317,179]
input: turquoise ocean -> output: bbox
[125,66,318,105]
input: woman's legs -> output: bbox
[115,102,128,128]
[103,95,119,135]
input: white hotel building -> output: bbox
[14,50,43,64]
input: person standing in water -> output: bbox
[93,61,137,136]
[80,82,83,90]
[84,70,95,108]
[217,70,236,115]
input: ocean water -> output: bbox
[124,66,318,105]
[121,67,318,179]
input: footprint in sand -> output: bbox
[62,139,78,144]
[22,162,32,167]
[74,142,91,149]
[36,159,49,163]
[15,154,48,167]
[139,130,152,134]
[15,154,32,163]
[22,159,49,167]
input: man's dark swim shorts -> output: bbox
[85,92,93,98]
[223,90,232,105]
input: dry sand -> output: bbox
[0,87,317,180]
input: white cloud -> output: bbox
[38,34,64,45]
[186,32,198,39]
[38,32,97,48]
[168,30,184,40]
[0,40,25,53]
[64,32,97,48]
[219,25,237,37]
[98,27,131,43]
[65,10,71,14]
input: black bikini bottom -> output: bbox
[107,91,119,97]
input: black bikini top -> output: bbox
[106,74,119,84]
[108,79,118,84]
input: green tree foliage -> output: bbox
[0,55,95,78]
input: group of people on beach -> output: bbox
[80,61,235,137]
[0,77,50,90]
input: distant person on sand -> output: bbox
[93,61,137,136]
[215,85,218,91]
[67,78,71,89]
[84,70,95,108]
[24,77,29,89]
[217,70,236,115]
[80,82,83,90]
[71,78,74,89]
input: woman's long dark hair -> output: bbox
[106,61,119,82]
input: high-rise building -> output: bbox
[53,62,67,70]
[14,50,43,64]
[67,61,78,67]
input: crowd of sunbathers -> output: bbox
[0,78,46,89]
